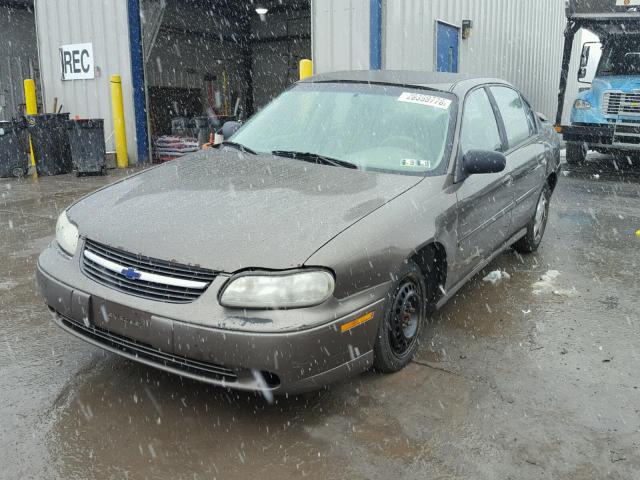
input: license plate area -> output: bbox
[91,298,173,351]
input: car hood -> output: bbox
[68,150,422,271]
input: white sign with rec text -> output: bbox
[59,43,94,80]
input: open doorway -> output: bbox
[139,0,311,162]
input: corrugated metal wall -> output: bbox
[312,0,370,72]
[34,0,138,162]
[313,0,566,120]
[384,0,565,119]
[0,5,39,122]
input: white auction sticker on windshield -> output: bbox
[398,92,452,109]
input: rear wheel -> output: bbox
[513,184,551,253]
[566,142,587,165]
[373,261,427,373]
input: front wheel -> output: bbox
[566,142,587,165]
[513,184,551,254]
[373,261,427,373]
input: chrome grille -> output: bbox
[81,239,216,303]
[58,313,238,382]
[602,91,640,116]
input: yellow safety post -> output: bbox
[299,59,313,80]
[23,79,38,178]
[110,75,128,168]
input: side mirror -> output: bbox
[221,121,241,139]
[536,111,549,123]
[578,67,588,81]
[580,45,591,68]
[578,41,601,82]
[463,150,506,175]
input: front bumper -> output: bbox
[562,123,640,150]
[37,244,387,394]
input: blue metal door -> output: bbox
[436,22,459,73]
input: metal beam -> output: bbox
[369,0,382,70]
[128,0,150,163]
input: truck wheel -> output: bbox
[566,142,587,165]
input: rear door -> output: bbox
[488,86,547,235]
[454,87,513,279]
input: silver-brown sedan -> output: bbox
[37,71,561,394]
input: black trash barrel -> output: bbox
[26,113,72,176]
[0,120,28,178]
[66,119,106,175]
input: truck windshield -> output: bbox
[597,36,640,76]
[230,83,455,176]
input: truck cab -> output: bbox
[557,0,640,164]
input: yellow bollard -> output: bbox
[24,79,37,115]
[110,75,128,168]
[23,79,38,178]
[299,59,313,81]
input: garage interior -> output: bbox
[140,0,311,162]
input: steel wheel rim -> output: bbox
[388,280,421,356]
[533,193,548,242]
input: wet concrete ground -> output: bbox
[1,156,639,479]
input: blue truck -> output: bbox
[557,0,640,164]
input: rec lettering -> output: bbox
[62,49,91,75]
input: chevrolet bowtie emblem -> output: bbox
[121,267,142,280]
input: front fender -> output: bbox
[570,89,606,124]
[305,177,458,300]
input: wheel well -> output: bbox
[547,172,558,193]
[410,242,447,303]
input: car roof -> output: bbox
[300,70,512,94]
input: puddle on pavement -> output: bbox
[46,354,474,479]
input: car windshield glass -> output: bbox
[231,83,455,176]
[597,36,640,76]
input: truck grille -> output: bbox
[602,91,640,116]
[81,239,216,303]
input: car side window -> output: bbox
[489,86,533,148]
[460,88,503,155]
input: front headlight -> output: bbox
[574,99,592,110]
[55,210,79,256]
[219,270,335,309]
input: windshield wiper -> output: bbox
[271,150,358,169]
[219,141,257,155]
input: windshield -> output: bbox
[597,36,640,76]
[231,83,455,175]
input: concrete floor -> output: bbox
[1,157,639,479]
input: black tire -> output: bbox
[514,184,551,254]
[373,261,427,373]
[566,142,587,165]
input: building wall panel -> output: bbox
[385,0,565,119]
[312,0,370,72]
[34,0,138,161]
[313,0,566,120]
